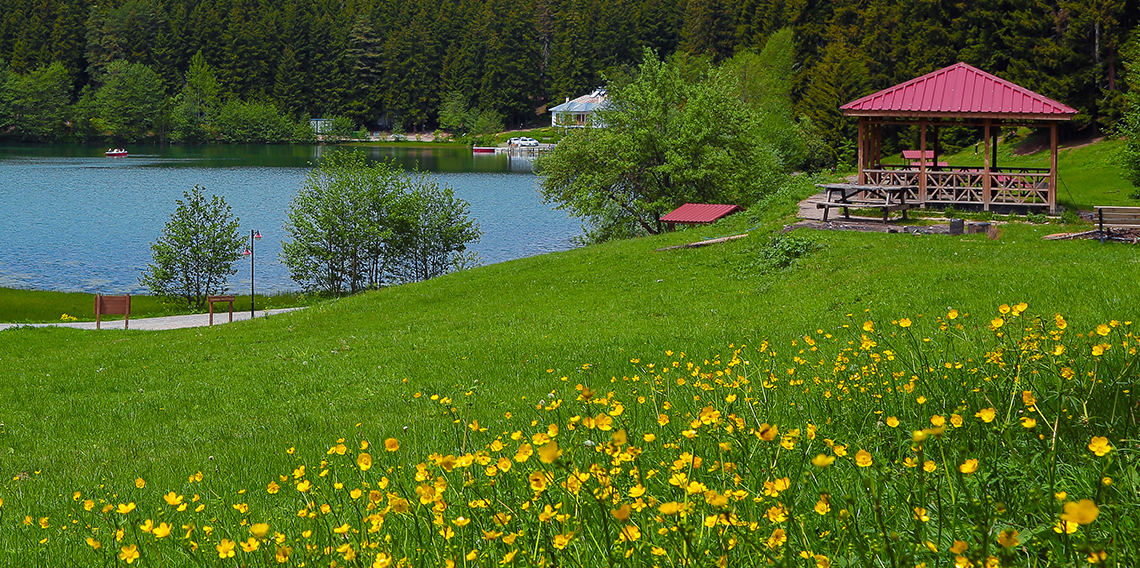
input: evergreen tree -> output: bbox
[171,50,221,142]
[681,0,737,61]
[798,39,870,166]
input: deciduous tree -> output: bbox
[538,49,786,243]
[140,186,244,310]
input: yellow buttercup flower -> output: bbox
[552,532,573,549]
[119,544,140,564]
[153,522,172,539]
[765,528,787,549]
[885,416,899,428]
[854,450,873,467]
[1088,437,1112,457]
[116,503,136,515]
[357,452,372,471]
[975,408,996,423]
[163,492,183,506]
[899,318,912,328]
[996,529,1019,548]
[384,438,400,452]
[217,539,237,558]
[1020,417,1036,428]
[959,459,979,474]
[1060,499,1099,525]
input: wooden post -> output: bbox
[933,124,940,169]
[857,118,866,184]
[982,119,992,211]
[1049,123,1059,214]
[991,123,999,169]
[918,120,928,205]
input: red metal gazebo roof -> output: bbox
[841,63,1077,120]
[661,203,743,224]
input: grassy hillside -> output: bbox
[1,145,1138,566]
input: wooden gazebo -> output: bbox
[837,63,1077,214]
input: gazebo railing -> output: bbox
[862,166,1051,207]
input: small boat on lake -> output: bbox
[472,147,497,154]
[105,148,128,157]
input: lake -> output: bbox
[0,144,580,294]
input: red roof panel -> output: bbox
[841,63,1077,119]
[661,203,743,224]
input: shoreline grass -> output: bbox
[0,288,316,323]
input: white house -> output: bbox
[549,88,607,128]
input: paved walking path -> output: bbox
[0,308,304,331]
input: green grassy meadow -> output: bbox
[0,141,1138,566]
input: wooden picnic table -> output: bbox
[815,183,918,222]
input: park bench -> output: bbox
[1095,206,1140,243]
[94,294,130,330]
[208,295,236,326]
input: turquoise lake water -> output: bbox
[0,144,580,293]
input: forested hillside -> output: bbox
[1,0,1138,152]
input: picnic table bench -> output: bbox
[813,183,919,222]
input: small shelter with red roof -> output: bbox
[824,62,1076,215]
[661,203,744,230]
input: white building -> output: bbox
[549,88,607,128]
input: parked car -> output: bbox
[518,137,539,147]
[507,137,521,147]
[388,134,408,142]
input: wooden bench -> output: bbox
[1095,206,1140,243]
[208,295,236,325]
[95,294,130,330]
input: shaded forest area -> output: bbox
[1,0,1138,157]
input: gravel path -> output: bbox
[0,307,304,331]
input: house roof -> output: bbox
[550,89,608,113]
[841,63,1077,120]
[661,203,744,224]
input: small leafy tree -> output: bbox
[537,48,785,242]
[140,186,244,309]
[282,150,480,295]
[388,174,482,282]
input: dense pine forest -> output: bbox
[1,0,1138,154]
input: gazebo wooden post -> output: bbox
[982,119,992,211]
[857,118,867,184]
[918,120,928,204]
[1049,123,1058,213]
[933,122,940,168]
